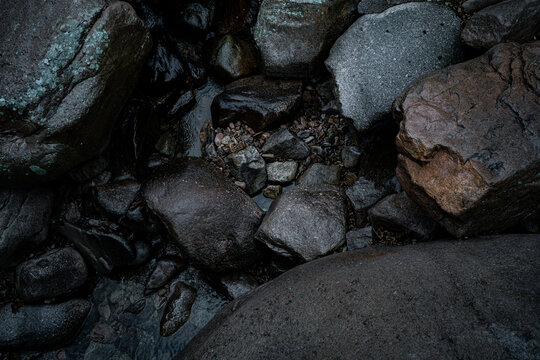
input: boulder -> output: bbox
[211,76,302,132]
[325,2,461,132]
[143,158,263,272]
[0,0,152,185]
[461,0,540,49]
[256,184,347,261]
[210,35,258,81]
[253,0,358,78]
[262,129,310,160]
[394,42,540,237]
[357,0,445,14]
[178,234,540,360]
[226,146,267,195]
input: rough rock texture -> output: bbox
[297,163,340,186]
[218,273,259,299]
[357,0,444,14]
[178,234,540,360]
[160,283,197,337]
[16,247,88,303]
[145,256,187,295]
[253,0,358,78]
[346,227,373,251]
[0,188,54,268]
[262,129,310,160]
[266,161,298,183]
[256,184,347,261]
[345,177,388,226]
[226,146,267,195]
[143,158,263,272]
[325,2,461,132]
[0,299,91,349]
[211,76,302,132]
[462,0,502,13]
[461,0,540,49]
[394,42,540,238]
[369,192,440,241]
[210,35,257,81]
[0,0,152,185]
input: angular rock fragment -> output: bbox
[262,129,311,160]
[145,256,187,295]
[297,163,340,186]
[345,177,388,226]
[266,161,298,183]
[226,146,267,195]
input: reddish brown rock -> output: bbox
[394,42,540,238]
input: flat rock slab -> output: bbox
[395,42,540,237]
[325,2,461,132]
[178,234,540,360]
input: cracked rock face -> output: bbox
[0,0,152,186]
[394,42,540,238]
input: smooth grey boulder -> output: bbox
[0,0,152,185]
[357,0,444,14]
[325,2,461,132]
[262,129,311,160]
[256,184,347,261]
[253,0,358,78]
[143,158,263,272]
[15,247,88,303]
[345,177,388,226]
[226,146,267,195]
[0,299,91,349]
[178,234,540,360]
[0,188,54,268]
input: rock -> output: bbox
[94,179,141,218]
[226,146,267,195]
[262,129,311,160]
[179,1,215,33]
[462,0,502,13]
[253,0,358,78]
[255,184,347,261]
[0,0,152,186]
[58,223,137,274]
[211,76,302,132]
[178,234,540,360]
[368,192,440,241]
[394,42,540,238]
[15,248,88,303]
[0,188,54,268]
[143,158,263,272]
[69,155,109,183]
[341,146,362,168]
[262,185,282,199]
[345,177,388,226]
[461,0,540,49]
[325,3,462,132]
[210,35,258,81]
[217,273,259,300]
[0,299,91,349]
[266,161,298,183]
[357,0,444,14]
[161,283,197,337]
[346,227,373,250]
[296,163,340,186]
[145,256,187,295]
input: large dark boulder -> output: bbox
[394,42,540,238]
[0,0,152,185]
[143,158,263,272]
[178,234,540,359]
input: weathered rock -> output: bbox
[341,146,362,168]
[94,179,141,218]
[211,76,302,131]
[145,256,187,295]
[262,185,282,199]
[256,184,347,261]
[254,0,358,78]
[461,0,540,49]
[345,177,388,226]
[161,283,197,337]
[369,192,440,241]
[0,0,152,185]
[346,227,373,251]
[178,234,540,360]
[226,146,267,195]
[0,299,91,349]
[297,163,340,186]
[179,1,216,33]
[0,188,54,268]
[266,161,298,183]
[262,129,311,160]
[394,42,540,238]
[325,2,461,132]
[217,273,259,300]
[210,35,258,81]
[16,247,88,303]
[462,0,502,13]
[357,0,444,14]
[69,155,109,183]
[143,158,263,272]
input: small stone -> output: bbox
[235,181,247,189]
[266,161,298,183]
[94,179,141,218]
[210,34,257,81]
[297,163,340,186]
[221,135,231,145]
[214,133,224,146]
[145,256,187,295]
[346,227,373,251]
[341,146,362,168]
[346,177,388,226]
[263,185,283,199]
[218,273,259,299]
[226,146,267,195]
[160,283,197,337]
[262,129,311,160]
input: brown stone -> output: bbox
[394,42,540,238]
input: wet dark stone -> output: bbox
[346,227,373,251]
[145,256,187,295]
[262,128,311,160]
[179,1,216,34]
[16,247,88,303]
[214,0,260,35]
[296,163,340,186]
[210,35,258,81]
[69,155,109,183]
[94,179,141,218]
[161,283,197,337]
[217,273,259,300]
[226,146,267,195]
[211,75,302,132]
[144,39,186,91]
[345,177,388,226]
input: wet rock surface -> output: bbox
[395,42,540,237]
[345,177,388,226]
[297,164,340,186]
[145,256,187,295]
[210,35,258,81]
[225,146,267,195]
[161,283,197,337]
[357,0,445,14]
[346,227,373,251]
[262,129,310,160]
[266,161,298,183]
[94,179,141,218]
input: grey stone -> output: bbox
[180,1,215,33]
[178,234,540,360]
[253,0,358,78]
[345,177,388,226]
[161,283,197,337]
[0,0,151,185]
[297,163,340,186]
[341,146,362,168]
[369,192,440,241]
[0,299,91,349]
[218,273,259,300]
[357,0,444,14]
[16,247,88,303]
[346,227,373,250]
[266,161,298,183]
[256,184,347,261]
[262,129,311,160]
[461,0,540,49]
[145,256,187,295]
[0,188,54,268]
[325,2,462,132]
[226,146,267,195]
[210,35,258,81]
[143,158,263,272]
[462,0,502,13]
[94,179,141,218]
